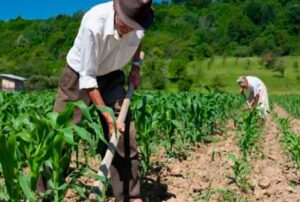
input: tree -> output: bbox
[285,2,300,34]
[273,60,286,77]
[178,78,193,91]
[243,0,276,26]
[210,75,226,92]
[262,52,277,69]
[226,14,257,45]
[16,34,30,48]
[167,58,187,81]
[279,0,293,6]
[186,0,211,7]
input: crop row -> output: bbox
[0,91,243,201]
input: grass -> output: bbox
[185,56,300,94]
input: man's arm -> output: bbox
[240,87,247,100]
[128,45,143,89]
[253,94,260,105]
[247,93,259,108]
[85,88,124,135]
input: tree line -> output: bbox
[0,0,299,90]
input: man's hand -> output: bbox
[102,112,125,136]
[247,101,252,108]
[128,66,141,89]
[85,88,125,136]
[247,99,256,108]
[254,94,260,104]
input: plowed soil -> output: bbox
[65,106,300,202]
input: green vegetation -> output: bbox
[0,90,299,200]
[277,117,300,166]
[228,154,253,192]
[235,108,263,157]
[132,91,244,173]
[1,1,300,92]
[185,56,300,94]
[0,91,108,201]
[0,90,243,200]
[272,95,300,117]
[196,186,249,202]
[1,1,300,200]
[227,108,262,193]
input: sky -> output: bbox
[0,0,162,20]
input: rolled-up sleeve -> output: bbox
[78,27,100,89]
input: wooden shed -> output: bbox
[0,74,26,91]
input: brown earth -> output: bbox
[63,106,300,201]
[1,108,299,201]
[137,107,300,202]
[140,120,246,202]
[37,105,300,202]
[248,114,300,202]
[24,106,300,201]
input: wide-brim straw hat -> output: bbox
[114,0,154,30]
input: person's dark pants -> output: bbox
[38,65,141,202]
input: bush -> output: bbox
[178,78,192,92]
[233,46,251,57]
[273,59,286,77]
[25,75,59,90]
[293,61,299,72]
[250,37,266,55]
[150,70,167,90]
[210,75,226,92]
[167,58,186,80]
[262,52,277,68]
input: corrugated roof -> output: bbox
[0,74,26,81]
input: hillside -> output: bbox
[0,0,300,92]
[185,56,300,94]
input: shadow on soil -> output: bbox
[141,177,176,202]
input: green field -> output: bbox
[1,91,299,201]
[184,56,300,94]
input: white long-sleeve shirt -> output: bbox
[246,76,270,115]
[66,1,144,89]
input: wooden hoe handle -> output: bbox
[89,83,134,201]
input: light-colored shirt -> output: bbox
[246,76,269,115]
[246,76,264,96]
[66,1,144,89]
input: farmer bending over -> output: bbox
[237,76,270,117]
[42,0,153,201]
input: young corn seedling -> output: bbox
[228,153,253,192]
[272,95,300,118]
[235,108,262,158]
[132,95,160,174]
[277,118,300,166]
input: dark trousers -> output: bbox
[42,65,141,201]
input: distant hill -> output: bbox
[0,0,299,91]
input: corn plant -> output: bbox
[1,90,246,199]
[131,91,243,166]
[132,95,160,174]
[235,108,262,157]
[228,153,253,192]
[272,95,300,118]
[0,92,110,201]
[277,118,300,166]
